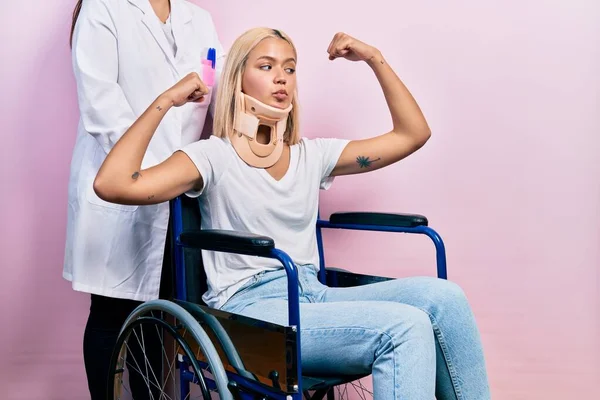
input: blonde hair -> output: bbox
[212,27,301,145]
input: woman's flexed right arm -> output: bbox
[93,73,209,206]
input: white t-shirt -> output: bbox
[160,14,177,56]
[179,135,349,309]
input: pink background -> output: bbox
[1,0,598,398]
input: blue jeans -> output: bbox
[221,265,491,400]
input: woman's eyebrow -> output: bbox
[255,55,296,63]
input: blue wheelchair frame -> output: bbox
[170,195,447,399]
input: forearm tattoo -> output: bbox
[368,55,385,65]
[356,156,381,168]
[156,105,163,111]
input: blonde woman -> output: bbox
[94,27,491,399]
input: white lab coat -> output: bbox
[63,0,224,301]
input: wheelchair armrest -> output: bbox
[179,229,274,257]
[179,229,302,329]
[329,212,428,228]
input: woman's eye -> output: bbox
[260,65,272,70]
[285,68,296,74]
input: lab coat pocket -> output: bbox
[181,86,213,144]
[193,85,212,109]
[86,183,139,212]
[85,146,139,212]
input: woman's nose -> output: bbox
[274,73,286,85]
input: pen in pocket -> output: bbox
[202,47,216,86]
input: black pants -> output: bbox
[83,294,164,399]
[84,233,173,399]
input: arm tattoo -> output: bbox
[131,171,142,180]
[156,105,163,111]
[356,156,381,168]
[147,195,155,200]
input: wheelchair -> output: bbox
[107,194,448,400]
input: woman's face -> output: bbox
[242,37,297,109]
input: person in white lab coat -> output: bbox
[65,0,224,398]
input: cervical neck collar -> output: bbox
[231,92,293,168]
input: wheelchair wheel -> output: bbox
[107,299,233,400]
[332,379,373,400]
[322,266,375,400]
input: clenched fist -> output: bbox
[326,32,380,63]
[165,72,209,107]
